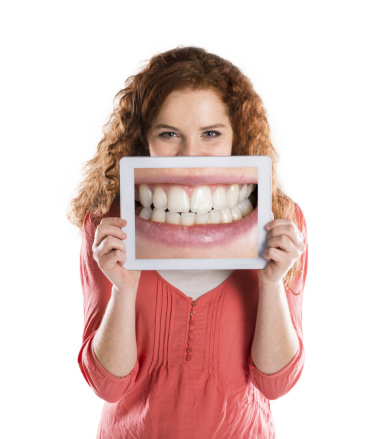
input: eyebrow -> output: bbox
[153,123,227,131]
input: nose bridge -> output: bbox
[179,135,200,156]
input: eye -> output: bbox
[159,131,179,138]
[203,130,221,138]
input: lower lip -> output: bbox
[135,207,258,248]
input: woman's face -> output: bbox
[147,88,234,157]
[134,88,257,260]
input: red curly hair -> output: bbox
[67,46,305,294]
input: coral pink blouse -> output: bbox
[78,200,308,439]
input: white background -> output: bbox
[1,1,389,438]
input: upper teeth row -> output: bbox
[136,183,256,214]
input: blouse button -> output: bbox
[189,321,195,326]
[188,330,194,336]
[186,347,192,353]
[191,301,197,306]
[187,337,193,343]
[186,355,192,361]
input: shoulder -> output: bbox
[81,200,120,245]
[82,198,121,236]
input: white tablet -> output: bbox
[120,156,272,270]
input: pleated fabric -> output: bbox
[78,200,308,439]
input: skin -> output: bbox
[135,88,257,258]
[146,88,234,157]
[251,212,306,373]
[91,88,307,377]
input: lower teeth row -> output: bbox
[136,197,255,225]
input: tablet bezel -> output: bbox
[120,156,272,270]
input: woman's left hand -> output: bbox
[258,212,306,285]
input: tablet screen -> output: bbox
[120,156,271,270]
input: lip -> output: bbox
[135,206,257,248]
[134,167,258,186]
[134,167,258,250]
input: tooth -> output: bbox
[209,209,222,224]
[151,208,166,223]
[221,206,233,223]
[195,212,209,224]
[166,211,181,225]
[191,186,212,213]
[212,187,227,209]
[168,186,190,213]
[245,184,253,198]
[139,184,153,207]
[135,205,143,216]
[238,184,247,203]
[238,199,254,217]
[181,212,195,226]
[226,184,239,208]
[153,186,167,210]
[139,206,152,220]
[251,184,256,193]
[231,205,242,221]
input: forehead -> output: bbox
[155,88,228,117]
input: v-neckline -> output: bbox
[151,270,237,303]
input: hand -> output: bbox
[92,217,141,291]
[258,212,306,286]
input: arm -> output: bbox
[92,285,138,378]
[249,203,308,400]
[78,211,140,403]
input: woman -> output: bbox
[68,46,308,439]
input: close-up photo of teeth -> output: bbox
[135,183,257,226]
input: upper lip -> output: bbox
[134,167,258,186]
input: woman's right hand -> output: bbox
[92,217,141,291]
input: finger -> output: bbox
[94,235,126,260]
[267,234,296,252]
[94,222,127,249]
[100,217,127,227]
[265,211,275,229]
[267,235,301,260]
[267,222,305,252]
[265,217,292,231]
[263,247,292,266]
[99,249,127,271]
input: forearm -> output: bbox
[92,284,139,378]
[251,276,299,375]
